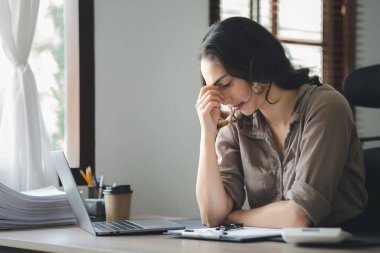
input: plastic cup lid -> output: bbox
[103,185,133,194]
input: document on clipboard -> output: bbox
[177,224,282,242]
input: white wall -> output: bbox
[94,0,208,218]
[355,0,380,148]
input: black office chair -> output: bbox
[342,64,380,234]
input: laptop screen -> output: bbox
[50,150,96,235]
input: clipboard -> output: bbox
[178,226,282,242]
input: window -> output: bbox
[0,0,94,185]
[211,0,356,89]
[31,0,68,155]
[36,0,95,184]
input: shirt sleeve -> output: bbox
[285,88,357,225]
[215,124,246,209]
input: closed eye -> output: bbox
[220,82,232,89]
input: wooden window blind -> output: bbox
[209,0,356,89]
[210,0,220,25]
[323,0,356,90]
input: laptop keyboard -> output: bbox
[93,220,145,233]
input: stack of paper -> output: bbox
[0,183,77,230]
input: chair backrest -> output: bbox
[342,64,380,233]
[343,64,380,108]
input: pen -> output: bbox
[92,175,98,188]
[80,167,95,186]
[86,166,94,186]
[182,229,227,238]
[216,223,244,231]
[98,175,104,199]
[80,169,93,186]
[80,169,89,184]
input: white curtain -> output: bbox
[0,0,58,191]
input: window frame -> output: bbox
[71,0,95,185]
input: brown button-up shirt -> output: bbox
[216,83,368,226]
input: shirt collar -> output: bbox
[238,83,317,139]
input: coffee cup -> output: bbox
[103,185,133,221]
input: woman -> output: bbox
[195,17,367,228]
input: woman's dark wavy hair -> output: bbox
[200,17,320,127]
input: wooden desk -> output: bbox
[0,225,379,253]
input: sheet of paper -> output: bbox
[21,185,65,196]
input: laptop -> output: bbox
[50,150,185,236]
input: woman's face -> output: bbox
[200,57,264,116]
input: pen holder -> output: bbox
[88,186,106,199]
[103,185,133,221]
[85,198,105,217]
[87,186,99,199]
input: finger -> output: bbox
[198,85,220,101]
[196,92,222,112]
[205,100,221,111]
[198,89,224,106]
[199,102,221,120]
[197,97,221,114]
